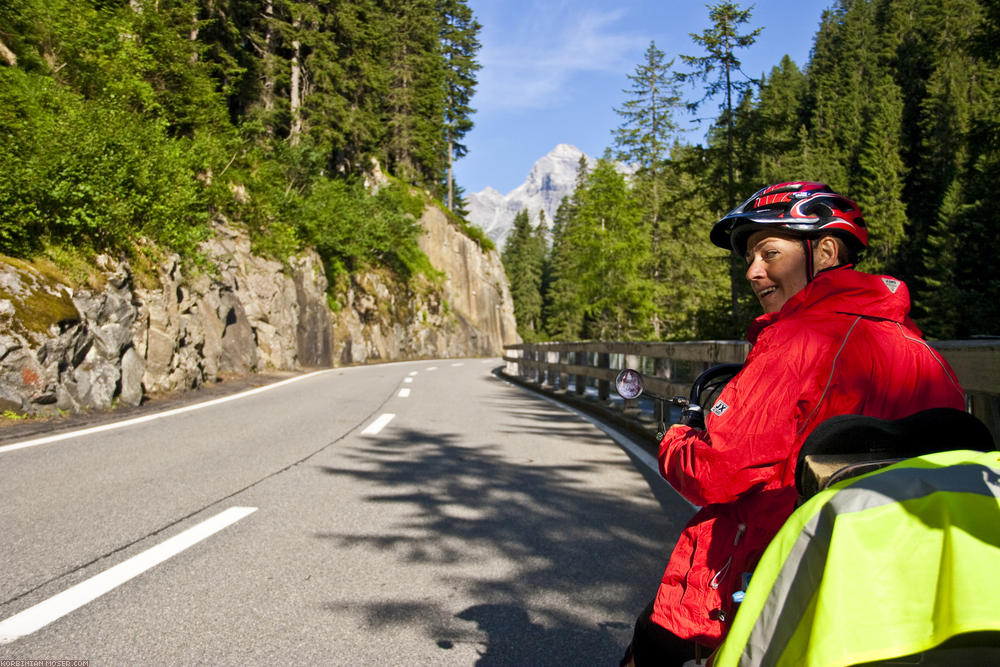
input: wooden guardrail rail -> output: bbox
[503,339,1000,443]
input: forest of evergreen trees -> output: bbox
[502,0,1000,342]
[0,0,483,292]
[2,0,997,342]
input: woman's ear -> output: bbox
[814,236,842,272]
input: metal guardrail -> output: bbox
[503,339,1000,444]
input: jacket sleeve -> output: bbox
[659,344,809,507]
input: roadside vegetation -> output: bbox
[0,0,483,289]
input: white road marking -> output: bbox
[550,402,696,510]
[0,370,334,456]
[0,506,257,644]
[426,367,438,371]
[404,377,413,383]
[451,362,464,367]
[361,413,395,435]
[398,388,411,398]
[408,371,418,376]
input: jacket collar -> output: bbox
[747,266,913,344]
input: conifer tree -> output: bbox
[916,179,964,338]
[570,160,651,340]
[749,56,808,184]
[800,1,870,192]
[543,157,589,340]
[680,1,761,335]
[614,41,681,176]
[658,143,732,339]
[502,209,545,341]
[383,0,446,186]
[855,73,907,274]
[680,1,761,205]
[613,40,684,336]
[437,0,480,210]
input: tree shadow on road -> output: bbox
[315,384,694,665]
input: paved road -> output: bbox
[0,359,695,665]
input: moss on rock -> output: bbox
[0,256,81,341]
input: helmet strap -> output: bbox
[804,239,815,284]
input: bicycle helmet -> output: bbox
[711,181,868,261]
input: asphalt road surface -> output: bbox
[0,359,696,665]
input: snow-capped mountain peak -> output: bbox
[466,144,596,249]
[466,144,635,249]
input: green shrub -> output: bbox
[0,67,208,258]
[299,178,433,282]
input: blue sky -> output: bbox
[453,0,835,195]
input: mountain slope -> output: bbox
[466,144,595,248]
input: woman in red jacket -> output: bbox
[622,182,966,666]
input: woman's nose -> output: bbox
[746,257,764,281]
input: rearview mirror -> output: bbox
[615,368,644,400]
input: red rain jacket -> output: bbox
[650,266,965,646]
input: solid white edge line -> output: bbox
[0,506,258,644]
[361,413,395,435]
[0,370,335,456]
[498,378,697,509]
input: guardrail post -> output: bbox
[545,349,557,387]
[654,356,670,425]
[623,353,640,412]
[575,350,586,395]
[557,349,568,390]
[505,347,520,377]
[598,352,610,401]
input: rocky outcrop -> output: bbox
[130,221,330,397]
[0,255,138,413]
[332,205,519,364]
[0,206,518,415]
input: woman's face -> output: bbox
[744,231,808,314]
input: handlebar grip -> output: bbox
[679,405,705,429]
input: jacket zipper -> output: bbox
[710,523,746,590]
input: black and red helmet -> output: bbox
[711,181,868,258]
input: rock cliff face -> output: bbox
[330,205,518,364]
[0,206,518,415]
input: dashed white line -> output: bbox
[426,366,438,371]
[404,377,414,384]
[398,388,411,398]
[361,413,395,435]
[451,362,464,367]
[0,506,257,644]
[408,371,418,376]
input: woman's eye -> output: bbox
[764,250,778,260]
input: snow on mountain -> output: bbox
[466,143,632,249]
